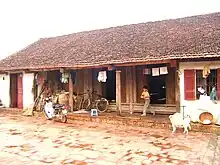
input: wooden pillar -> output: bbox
[120,67,126,103]
[132,66,137,103]
[175,64,180,112]
[125,67,134,114]
[116,70,122,115]
[69,72,73,112]
[166,67,176,104]
[129,67,133,114]
[125,68,130,103]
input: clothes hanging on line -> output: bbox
[202,65,210,78]
[98,71,107,82]
[61,73,69,83]
[143,68,151,75]
[152,68,160,76]
[159,66,168,75]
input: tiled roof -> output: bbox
[0,12,220,71]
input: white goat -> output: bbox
[169,112,191,134]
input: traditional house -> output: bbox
[0,12,219,115]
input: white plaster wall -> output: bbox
[0,74,10,107]
[23,73,35,109]
[179,61,220,121]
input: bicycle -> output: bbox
[74,90,109,112]
[73,92,90,111]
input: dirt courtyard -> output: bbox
[0,112,219,165]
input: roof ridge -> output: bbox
[47,11,220,39]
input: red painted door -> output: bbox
[17,74,23,109]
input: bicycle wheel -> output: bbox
[96,98,109,112]
[82,98,91,110]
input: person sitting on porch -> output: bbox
[210,85,218,104]
[141,85,155,116]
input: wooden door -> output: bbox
[17,74,23,109]
[10,74,17,107]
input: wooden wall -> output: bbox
[75,70,84,94]
[136,66,146,103]
[92,68,102,95]
[74,68,104,96]
[166,67,176,104]
[83,69,92,92]
[69,66,176,107]
[120,67,126,103]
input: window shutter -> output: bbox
[217,69,220,100]
[184,69,196,100]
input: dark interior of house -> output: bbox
[10,74,18,107]
[105,71,116,101]
[148,75,166,104]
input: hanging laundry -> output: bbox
[202,64,210,78]
[160,66,168,75]
[39,76,44,84]
[61,72,69,83]
[143,68,151,75]
[152,68,159,76]
[98,71,107,82]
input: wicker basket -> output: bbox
[199,112,213,125]
[58,93,69,105]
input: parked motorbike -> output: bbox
[43,97,68,123]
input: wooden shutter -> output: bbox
[217,69,220,100]
[184,69,196,100]
[17,74,23,109]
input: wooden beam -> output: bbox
[2,59,174,74]
[115,60,171,67]
[6,71,23,74]
[29,68,60,72]
[170,60,177,67]
[69,72,74,112]
[116,70,122,115]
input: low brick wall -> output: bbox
[67,113,220,135]
[68,114,171,129]
[0,108,23,114]
[1,108,220,135]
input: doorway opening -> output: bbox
[10,73,23,108]
[104,71,116,102]
[148,75,166,104]
[10,74,18,107]
[146,64,167,104]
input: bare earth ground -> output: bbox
[0,112,220,165]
